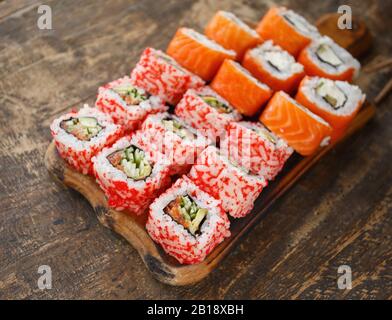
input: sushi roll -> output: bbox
[139,112,211,175]
[295,76,365,141]
[50,105,123,175]
[205,11,262,60]
[146,176,230,264]
[221,121,293,181]
[188,146,267,218]
[256,7,320,57]
[130,47,204,105]
[92,134,171,214]
[298,36,360,82]
[211,59,272,117]
[260,91,333,156]
[242,40,305,94]
[175,86,242,142]
[95,76,167,132]
[166,28,236,81]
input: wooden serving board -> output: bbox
[45,14,376,286]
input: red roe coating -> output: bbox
[92,134,172,214]
[95,76,167,132]
[221,121,293,180]
[175,86,241,142]
[188,146,267,218]
[50,105,123,175]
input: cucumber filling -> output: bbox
[316,80,347,109]
[161,117,196,140]
[112,85,149,106]
[107,145,153,180]
[201,95,232,114]
[164,195,208,235]
[316,44,343,68]
[264,50,290,72]
[60,117,103,141]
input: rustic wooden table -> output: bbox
[0,0,391,299]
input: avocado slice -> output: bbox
[316,44,342,67]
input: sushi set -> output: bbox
[45,7,376,285]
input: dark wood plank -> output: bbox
[0,0,391,299]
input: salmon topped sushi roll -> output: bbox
[260,91,333,156]
[298,37,360,82]
[211,59,272,117]
[50,105,123,175]
[131,47,204,105]
[175,86,241,142]
[166,28,236,81]
[242,40,305,94]
[296,76,365,142]
[95,76,167,132]
[205,11,262,60]
[256,7,320,57]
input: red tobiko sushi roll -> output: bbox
[50,105,123,175]
[92,133,171,214]
[295,76,365,142]
[205,11,262,61]
[210,59,273,117]
[130,47,205,105]
[95,76,167,132]
[175,86,241,142]
[139,112,211,175]
[146,176,230,264]
[221,121,293,181]
[260,91,333,156]
[188,146,267,218]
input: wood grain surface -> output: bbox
[0,0,391,299]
